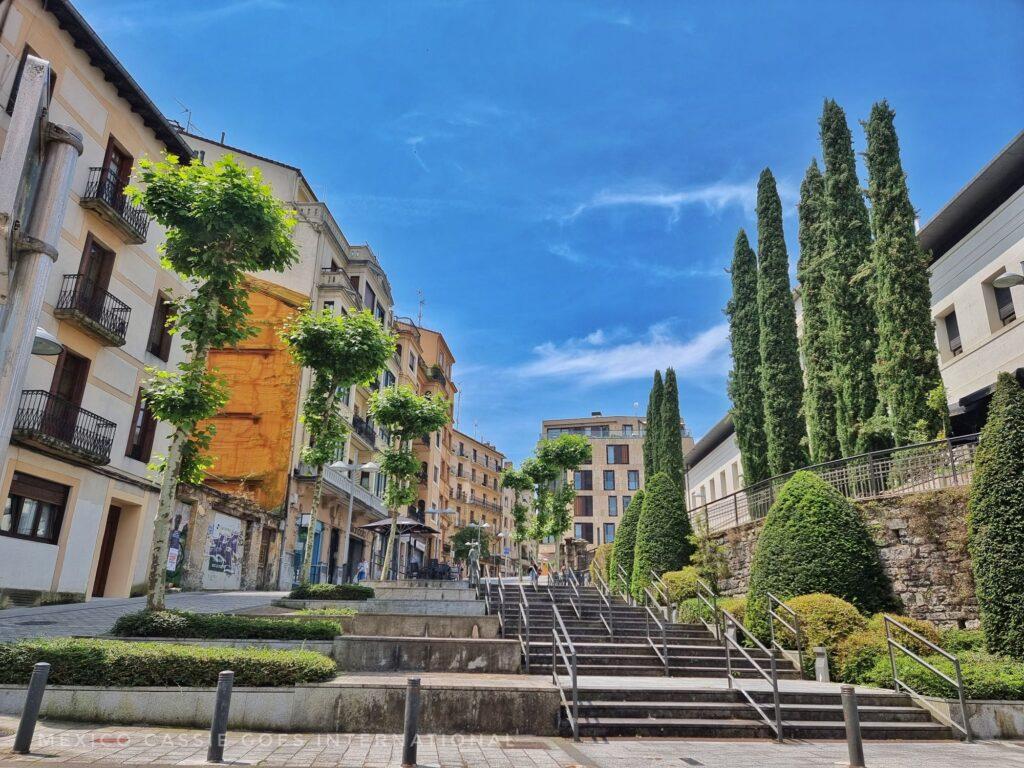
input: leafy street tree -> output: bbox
[610,489,643,591]
[500,466,534,572]
[451,525,492,564]
[643,371,664,481]
[129,155,298,610]
[631,472,693,600]
[864,100,945,445]
[281,308,395,583]
[658,368,686,492]
[520,456,559,545]
[798,159,841,463]
[820,99,884,455]
[536,434,592,571]
[756,168,808,475]
[727,229,770,484]
[369,385,450,579]
[968,373,1024,658]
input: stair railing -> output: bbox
[517,581,531,673]
[551,603,580,741]
[564,567,583,619]
[695,577,722,639]
[648,569,673,622]
[767,592,803,674]
[614,562,634,606]
[494,577,507,638]
[592,569,615,639]
[884,615,973,742]
[642,586,670,677]
[721,608,784,743]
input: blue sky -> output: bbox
[79,0,1024,463]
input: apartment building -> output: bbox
[538,412,693,565]
[450,428,512,568]
[684,415,740,509]
[0,0,195,603]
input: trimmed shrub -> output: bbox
[631,472,693,600]
[0,638,336,687]
[746,471,893,637]
[589,543,613,586]
[968,372,1024,658]
[941,628,987,654]
[288,583,374,601]
[111,610,341,640]
[610,490,643,591]
[662,567,699,603]
[677,595,746,626]
[836,630,888,684]
[720,595,748,625]
[862,651,1024,700]
[865,613,940,645]
[780,593,866,650]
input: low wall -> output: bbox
[333,636,520,673]
[274,599,486,616]
[110,636,334,656]
[365,587,473,601]
[923,696,1024,739]
[245,612,499,638]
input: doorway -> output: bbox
[92,505,121,597]
[327,527,340,583]
[47,349,90,442]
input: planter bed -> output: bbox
[111,609,341,641]
[273,598,486,616]
[254,612,501,638]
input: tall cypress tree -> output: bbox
[864,100,944,445]
[756,168,808,475]
[658,368,686,492]
[643,371,663,482]
[726,229,769,485]
[820,99,884,455]
[797,159,841,464]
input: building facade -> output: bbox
[450,428,512,571]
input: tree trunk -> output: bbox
[146,426,189,611]
[379,503,401,581]
[299,467,326,584]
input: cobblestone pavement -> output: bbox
[0,592,285,640]
[1,719,1024,767]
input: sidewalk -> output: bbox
[1,717,1023,767]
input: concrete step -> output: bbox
[566,716,953,740]
[576,700,933,723]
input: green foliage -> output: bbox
[643,371,664,481]
[746,471,893,637]
[835,629,888,683]
[0,638,335,687]
[865,613,940,644]
[687,512,730,591]
[797,159,841,464]
[288,583,375,601]
[451,526,491,563]
[535,434,593,471]
[369,385,450,444]
[631,472,693,599]
[501,469,533,542]
[610,489,643,590]
[662,566,699,603]
[720,595,747,625]
[780,593,866,650]
[678,594,746,625]
[111,610,340,640]
[862,651,1024,700]
[819,99,883,456]
[726,230,770,484]
[865,101,945,445]
[589,543,614,586]
[658,368,686,492]
[968,373,1024,658]
[756,168,808,476]
[941,628,987,654]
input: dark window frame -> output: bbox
[125,389,158,463]
[0,473,69,545]
[603,469,615,490]
[147,292,173,361]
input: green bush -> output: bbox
[610,490,643,591]
[720,595,748,625]
[111,610,341,640]
[780,593,866,651]
[862,651,1024,700]
[941,628,987,654]
[746,471,894,637]
[865,613,940,645]
[677,594,746,627]
[589,543,614,586]
[631,473,693,600]
[0,638,336,687]
[836,630,888,683]
[968,373,1024,658]
[662,567,699,603]
[288,583,374,601]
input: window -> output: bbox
[125,389,158,463]
[1,473,69,544]
[375,304,386,325]
[622,424,633,437]
[473,449,478,461]
[409,352,416,371]
[603,523,616,543]
[383,370,396,388]
[363,283,377,313]
[719,469,728,496]
[627,469,639,490]
[608,496,618,517]
[945,312,962,357]
[6,46,57,116]
[102,136,133,196]
[396,343,403,361]
[622,495,632,510]
[996,284,1016,326]
[709,477,717,500]
[574,522,593,543]
[144,291,173,360]
[606,444,629,464]
[573,470,592,491]
[603,470,615,490]
[574,495,593,517]
[433,466,439,482]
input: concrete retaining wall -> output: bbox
[250,613,500,638]
[366,587,474,601]
[274,599,485,616]
[924,696,1024,739]
[110,636,335,656]
[333,636,520,673]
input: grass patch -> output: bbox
[111,610,341,640]
[294,607,358,616]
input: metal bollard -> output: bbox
[13,662,50,754]
[402,677,421,768]
[840,684,866,768]
[206,670,234,763]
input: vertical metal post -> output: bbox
[841,685,866,767]
[947,439,959,485]
[953,657,973,743]
[769,654,783,743]
[733,493,740,526]
[402,677,421,767]
[206,670,234,763]
[885,620,899,692]
[12,662,50,754]
[724,617,733,689]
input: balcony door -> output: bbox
[102,137,133,197]
[48,350,90,442]
[77,236,115,317]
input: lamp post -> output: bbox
[329,459,379,583]
[497,530,511,579]
[425,508,456,567]
[469,520,489,581]
[993,262,1024,289]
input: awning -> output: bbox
[358,517,440,536]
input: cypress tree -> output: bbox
[659,368,686,492]
[820,99,884,455]
[631,472,693,600]
[610,489,644,592]
[643,371,663,482]
[864,100,944,445]
[756,169,808,475]
[797,160,841,464]
[726,230,770,485]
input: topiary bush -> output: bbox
[288,583,374,601]
[631,473,693,600]
[780,593,866,650]
[662,566,699,603]
[861,651,1024,700]
[835,630,889,683]
[610,490,643,591]
[111,610,341,640]
[746,471,894,638]
[677,594,746,627]
[968,372,1024,659]
[0,638,336,687]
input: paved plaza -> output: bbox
[0,717,1022,767]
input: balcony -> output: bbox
[428,364,447,385]
[79,168,149,244]
[351,415,377,448]
[12,390,116,465]
[53,274,131,346]
[456,491,503,514]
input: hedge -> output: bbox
[111,610,341,640]
[678,595,746,626]
[288,583,374,601]
[862,651,1024,700]
[941,628,986,654]
[746,471,893,638]
[662,567,699,604]
[780,593,865,650]
[631,472,693,600]
[610,489,643,591]
[588,543,613,586]
[0,638,336,687]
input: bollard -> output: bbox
[840,684,866,768]
[13,662,50,754]
[402,677,421,768]
[206,670,234,764]
[814,646,830,682]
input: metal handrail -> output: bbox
[642,590,669,676]
[694,577,721,639]
[884,616,973,742]
[550,604,579,741]
[494,578,506,638]
[592,569,615,638]
[565,568,583,619]
[767,592,804,674]
[614,562,633,605]
[519,601,531,673]
[721,609,784,742]
[649,569,673,621]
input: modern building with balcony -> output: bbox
[0,0,195,603]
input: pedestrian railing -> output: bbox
[722,609,785,742]
[768,592,805,675]
[614,562,634,606]
[695,577,721,639]
[642,585,670,676]
[564,567,583,619]
[550,604,579,741]
[648,569,674,622]
[592,569,615,639]
[517,581,532,673]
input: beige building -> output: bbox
[450,428,512,571]
[0,0,196,604]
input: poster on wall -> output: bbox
[203,513,243,590]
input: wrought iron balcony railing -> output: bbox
[12,390,116,465]
[79,167,149,243]
[54,273,131,346]
[351,415,377,447]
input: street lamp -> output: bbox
[424,507,456,566]
[497,530,511,579]
[31,328,62,356]
[993,262,1024,289]
[329,459,379,582]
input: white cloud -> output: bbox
[548,243,587,264]
[565,181,757,224]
